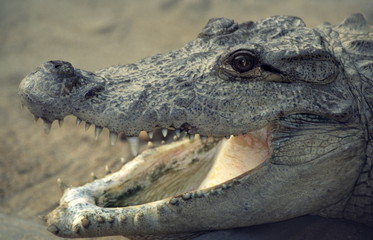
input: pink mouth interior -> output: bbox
[199,127,272,189]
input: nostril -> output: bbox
[43,60,75,76]
[54,63,62,69]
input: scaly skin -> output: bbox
[18,14,372,239]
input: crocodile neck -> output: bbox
[316,18,373,227]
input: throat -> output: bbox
[343,151,373,226]
[199,127,272,189]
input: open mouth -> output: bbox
[38,118,275,237]
[56,123,273,210]
[94,126,273,208]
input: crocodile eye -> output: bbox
[229,51,255,73]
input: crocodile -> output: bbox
[18,14,373,239]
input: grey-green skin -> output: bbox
[18,14,373,239]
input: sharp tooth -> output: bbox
[34,116,39,122]
[147,141,154,149]
[95,126,103,139]
[105,165,111,175]
[43,121,52,134]
[189,134,195,141]
[175,129,181,138]
[147,131,154,139]
[161,128,168,138]
[57,178,68,191]
[109,132,118,145]
[200,135,208,143]
[76,118,82,126]
[58,119,64,127]
[173,135,178,141]
[85,122,91,131]
[90,172,97,180]
[127,136,139,156]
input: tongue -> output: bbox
[199,128,272,189]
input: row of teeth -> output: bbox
[36,116,225,157]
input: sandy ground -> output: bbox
[0,0,372,239]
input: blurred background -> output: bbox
[0,0,372,239]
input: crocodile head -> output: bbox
[19,14,373,238]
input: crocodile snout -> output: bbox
[20,60,80,99]
[18,60,84,124]
[19,60,107,128]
